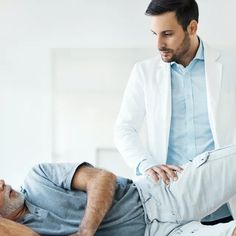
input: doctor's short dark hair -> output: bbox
[145,0,199,31]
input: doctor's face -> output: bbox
[151,12,193,65]
[0,179,25,217]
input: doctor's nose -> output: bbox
[157,36,166,49]
[0,179,5,191]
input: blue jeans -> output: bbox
[135,145,236,235]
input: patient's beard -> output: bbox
[1,186,25,217]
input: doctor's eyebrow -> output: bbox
[151,30,174,36]
[151,30,157,35]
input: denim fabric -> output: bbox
[135,145,236,235]
[19,163,145,236]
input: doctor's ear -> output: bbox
[187,20,198,35]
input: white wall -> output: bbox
[0,0,235,187]
[51,48,154,178]
[0,47,52,188]
[197,0,236,48]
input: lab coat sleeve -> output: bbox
[114,63,157,175]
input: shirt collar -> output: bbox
[195,38,204,61]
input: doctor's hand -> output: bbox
[145,164,183,185]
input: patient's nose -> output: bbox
[0,179,5,191]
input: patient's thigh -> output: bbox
[168,221,236,236]
[165,146,236,221]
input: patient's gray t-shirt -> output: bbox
[18,163,145,236]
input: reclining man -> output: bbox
[1,145,236,236]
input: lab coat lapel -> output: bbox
[204,43,222,140]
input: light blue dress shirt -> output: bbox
[167,39,230,221]
[167,40,214,165]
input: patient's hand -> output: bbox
[145,164,183,185]
[0,218,39,236]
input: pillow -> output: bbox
[0,218,39,236]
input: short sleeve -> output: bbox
[25,162,93,190]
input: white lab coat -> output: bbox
[114,41,236,216]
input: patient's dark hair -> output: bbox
[145,0,199,31]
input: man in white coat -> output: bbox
[114,0,236,224]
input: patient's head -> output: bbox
[0,179,25,218]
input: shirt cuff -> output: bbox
[136,159,157,175]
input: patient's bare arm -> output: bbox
[0,218,39,236]
[70,165,117,236]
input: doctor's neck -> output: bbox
[178,35,200,67]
